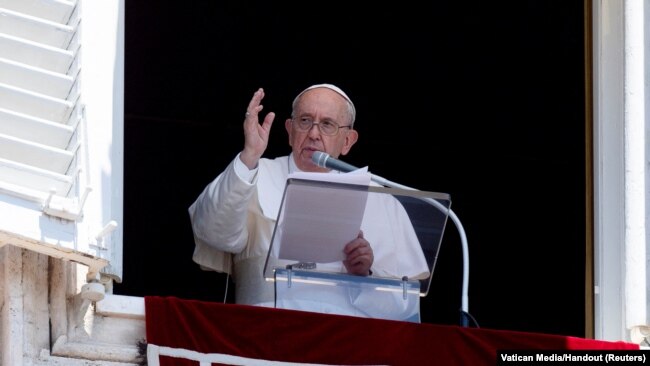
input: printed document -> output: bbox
[273,168,371,263]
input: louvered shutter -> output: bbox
[0,0,124,281]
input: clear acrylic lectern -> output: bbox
[263,177,450,322]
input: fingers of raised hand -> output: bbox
[245,88,265,119]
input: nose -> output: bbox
[307,122,322,138]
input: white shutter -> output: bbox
[0,0,124,282]
[0,0,79,201]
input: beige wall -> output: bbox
[0,245,144,366]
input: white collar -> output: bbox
[288,153,299,174]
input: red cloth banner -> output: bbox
[144,296,639,366]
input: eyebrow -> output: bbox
[296,113,338,123]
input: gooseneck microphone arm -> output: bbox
[312,151,472,327]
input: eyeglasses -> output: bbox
[292,117,352,136]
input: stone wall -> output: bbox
[0,245,145,366]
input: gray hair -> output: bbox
[291,83,356,128]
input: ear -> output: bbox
[285,118,293,145]
[340,129,359,156]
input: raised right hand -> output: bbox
[240,88,275,170]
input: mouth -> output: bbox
[303,147,320,157]
[301,148,323,166]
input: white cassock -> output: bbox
[189,153,430,320]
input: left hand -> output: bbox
[343,230,374,276]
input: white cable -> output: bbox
[223,273,230,303]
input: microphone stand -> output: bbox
[370,173,471,327]
[312,151,472,326]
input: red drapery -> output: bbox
[144,296,639,366]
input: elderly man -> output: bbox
[189,84,429,319]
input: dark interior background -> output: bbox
[117,0,587,336]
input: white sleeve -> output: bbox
[188,153,257,253]
[233,152,258,183]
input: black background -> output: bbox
[117,0,587,336]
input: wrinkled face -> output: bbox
[285,88,358,172]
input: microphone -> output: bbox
[312,151,359,173]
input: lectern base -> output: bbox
[274,268,421,322]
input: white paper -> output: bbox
[274,168,371,263]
